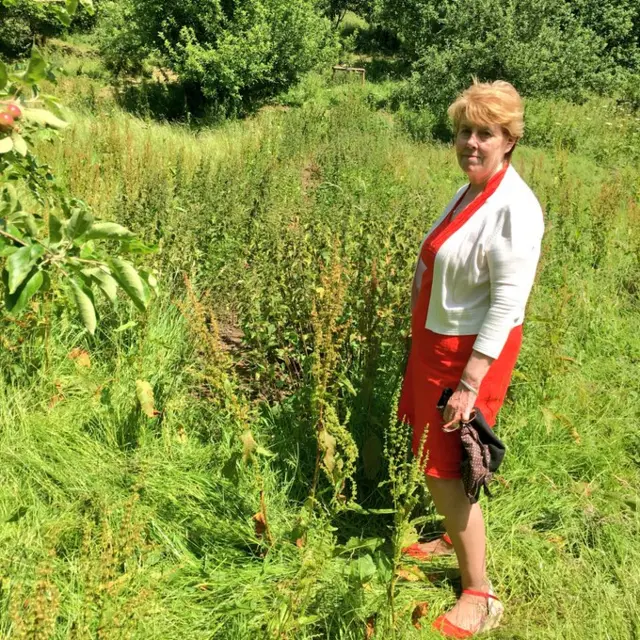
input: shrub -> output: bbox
[0,13,34,60]
[570,0,640,71]
[378,0,634,114]
[98,0,339,117]
[0,0,96,59]
[0,2,63,59]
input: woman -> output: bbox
[398,80,544,638]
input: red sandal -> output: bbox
[432,586,504,638]
[402,533,454,561]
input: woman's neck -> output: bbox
[468,160,507,193]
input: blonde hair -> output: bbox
[448,80,524,141]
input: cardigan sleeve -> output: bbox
[472,203,544,360]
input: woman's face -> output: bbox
[455,120,515,186]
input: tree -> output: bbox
[0,0,97,58]
[380,0,626,112]
[570,0,640,71]
[319,0,379,27]
[98,0,339,116]
[1,1,155,335]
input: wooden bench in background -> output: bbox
[332,65,366,85]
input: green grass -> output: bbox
[0,47,639,638]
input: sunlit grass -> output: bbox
[1,48,639,639]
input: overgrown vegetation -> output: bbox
[0,0,96,59]
[0,2,639,638]
[376,0,639,110]
[96,0,338,117]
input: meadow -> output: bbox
[0,40,639,639]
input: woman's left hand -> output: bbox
[442,387,477,430]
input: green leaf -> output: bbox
[255,445,276,458]
[6,269,44,314]
[0,61,7,89]
[139,273,151,305]
[22,108,68,130]
[66,207,94,239]
[349,554,377,583]
[52,6,72,27]
[49,213,63,244]
[338,537,386,554]
[114,320,137,333]
[363,508,396,515]
[91,269,118,303]
[1,184,19,216]
[79,240,96,259]
[66,0,79,14]
[24,47,47,85]
[11,133,27,157]
[0,246,18,258]
[110,258,147,311]
[12,212,38,237]
[0,137,13,154]
[6,244,43,294]
[136,380,157,418]
[81,0,95,15]
[6,224,24,241]
[84,222,135,240]
[338,373,357,396]
[140,270,159,296]
[70,278,96,335]
[120,238,157,255]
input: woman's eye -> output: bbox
[479,130,492,139]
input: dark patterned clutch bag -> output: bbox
[437,388,506,503]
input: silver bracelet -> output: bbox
[458,378,479,394]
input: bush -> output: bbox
[378,0,636,113]
[98,0,339,117]
[570,0,640,71]
[0,14,34,59]
[0,2,63,59]
[396,104,436,143]
[0,1,97,59]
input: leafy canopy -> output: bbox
[98,0,338,116]
[375,0,639,112]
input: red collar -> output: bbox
[427,162,510,252]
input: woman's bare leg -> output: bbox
[426,476,492,630]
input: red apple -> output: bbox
[0,111,15,130]
[5,103,22,120]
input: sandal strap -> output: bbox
[462,589,500,601]
[442,532,453,545]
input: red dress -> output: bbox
[398,165,522,479]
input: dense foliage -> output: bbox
[97,0,338,116]
[2,60,639,635]
[0,0,96,59]
[376,0,639,113]
[1,2,639,637]
[5,0,639,116]
[0,1,63,58]
[0,2,153,337]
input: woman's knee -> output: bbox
[426,475,469,516]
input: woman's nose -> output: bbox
[466,132,479,147]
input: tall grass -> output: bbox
[0,49,639,638]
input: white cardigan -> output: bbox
[413,164,544,359]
